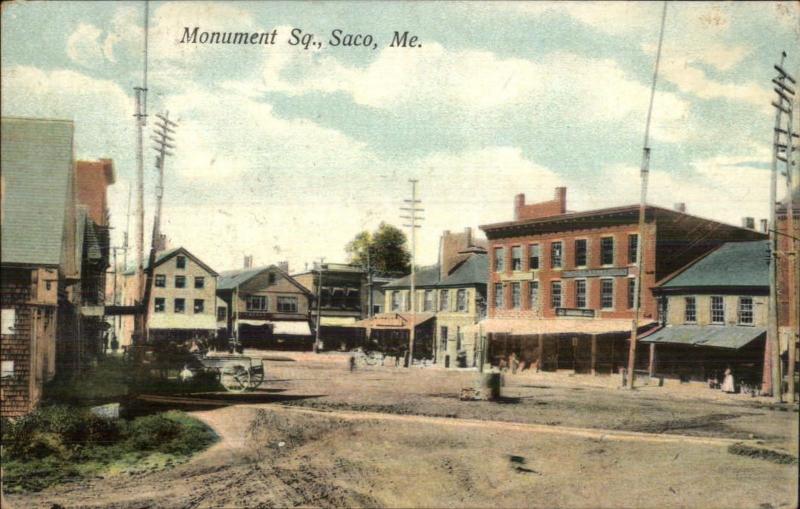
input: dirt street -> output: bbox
[6,352,798,508]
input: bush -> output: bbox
[125,414,181,451]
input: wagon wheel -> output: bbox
[220,364,250,393]
[249,367,265,390]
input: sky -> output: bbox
[2,1,799,273]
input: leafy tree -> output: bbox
[346,222,410,273]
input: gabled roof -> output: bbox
[122,246,218,276]
[218,264,313,296]
[1,117,74,266]
[383,265,440,289]
[658,240,769,290]
[437,253,487,287]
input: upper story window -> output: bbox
[738,297,753,325]
[247,295,268,311]
[175,275,186,289]
[511,246,522,271]
[424,290,434,312]
[550,281,562,308]
[600,278,614,309]
[154,297,165,313]
[457,289,468,312]
[404,291,411,312]
[391,291,401,312]
[277,296,298,313]
[217,306,227,321]
[575,279,587,308]
[194,276,205,289]
[627,278,637,310]
[511,283,521,309]
[494,283,504,309]
[601,237,615,265]
[494,247,505,273]
[574,239,587,267]
[194,299,205,314]
[155,274,166,288]
[269,273,276,285]
[550,242,563,269]
[684,296,696,323]
[174,298,185,313]
[440,289,450,311]
[529,244,540,270]
[628,234,639,264]
[711,296,725,324]
[176,255,186,269]
[529,281,539,309]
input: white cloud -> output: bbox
[66,23,105,68]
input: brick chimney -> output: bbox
[439,229,472,279]
[243,255,253,269]
[760,219,769,233]
[674,203,686,213]
[741,217,755,230]
[514,187,567,221]
[277,261,289,273]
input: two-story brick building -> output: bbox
[217,264,313,350]
[479,187,765,374]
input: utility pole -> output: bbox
[627,1,668,389]
[151,111,177,246]
[771,55,796,402]
[133,0,149,345]
[401,179,423,367]
[314,257,325,353]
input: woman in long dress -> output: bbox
[721,367,735,393]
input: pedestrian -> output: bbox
[509,352,520,374]
[721,367,735,393]
[349,354,357,372]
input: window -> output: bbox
[217,306,226,321]
[1,360,14,379]
[511,283,521,309]
[601,278,614,309]
[494,283,504,309]
[194,299,205,314]
[494,247,505,272]
[574,239,587,267]
[277,296,298,313]
[550,281,562,308]
[175,275,186,288]
[391,291,401,312]
[601,237,615,265]
[440,326,448,350]
[738,297,754,325]
[457,289,468,312]
[529,244,540,270]
[511,246,522,271]
[628,234,639,264]
[551,242,563,268]
[684,297,696,323]
[627,278,637,310]
[154,297,165,313]
[529,281,539,309]
[176,255,186,269]
[404,291,411,312]
[424,290,434,312]
[155,274,166,288]
[711,296,725,324]
[194,276,205,289]
[247,295,268,311]
[440,289,450,311]
[575,280,587,308]
[174,298,185,313]
[2,308,16,334]
[268,273,276,284]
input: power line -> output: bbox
[401,179,424,367]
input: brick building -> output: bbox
[478,187,765,374]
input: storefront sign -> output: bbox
[555,308,596,318]
[562,268,629,278]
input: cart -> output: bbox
[193,353,265,393]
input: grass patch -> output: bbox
[727,443,798,465]
[1,406,217,493]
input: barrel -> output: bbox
[480,372,502,400]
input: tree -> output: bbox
[346,222,410,273]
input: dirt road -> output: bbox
[6,352,798,508]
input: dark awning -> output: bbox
[641,325,765,350]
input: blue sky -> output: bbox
[2,1,798,271]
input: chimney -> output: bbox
[514,193,525,220]
[464,227,472,246]
[741,217,755,230]
[555,187,567,214]
[278,261,289,273]
[673,203,686,213]
[243,255,253,269]
[760,219,769,233]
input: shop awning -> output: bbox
[320,316,357,326]
[237,319,271,327]
[348,312,435,331]
[641,325,765,350]
[479,318,655,336]
[270,320,312,336]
